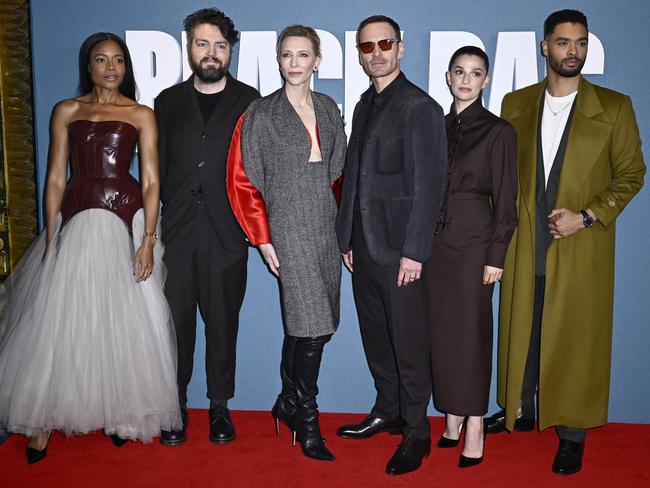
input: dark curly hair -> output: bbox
[184,8,239,46]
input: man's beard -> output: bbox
[191,56,229,83]
[548,55,585,78]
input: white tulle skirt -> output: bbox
[0,208,181,442]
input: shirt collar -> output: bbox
[370,71,406,108]
[448,96,484,126]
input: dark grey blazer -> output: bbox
[240,88,346,197]
[336,73,447,266]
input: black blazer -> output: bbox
[336,73,447,266]
[154,74,260,251]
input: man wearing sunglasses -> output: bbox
[336,15,447,476]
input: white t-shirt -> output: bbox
[541,90,578,186]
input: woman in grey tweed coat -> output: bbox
[226,25,346,461]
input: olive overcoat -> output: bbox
[497,77,646,431]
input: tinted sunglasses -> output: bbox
[357,38,399,54]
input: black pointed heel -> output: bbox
[459,427,486,468]
[437,435,460,448]
[437,416,465,448]
[110,434,128,447]
[26,432,51,465]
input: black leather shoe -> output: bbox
[386,436,431,475]
[209,407,236,444]
[337,415,404,439]
[484,409,534,434]
[160,409,188,446]
[552,439,584,475]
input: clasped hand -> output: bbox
[548,208,585,239]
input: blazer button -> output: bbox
[198,161,206,167]
[202,133,207,139]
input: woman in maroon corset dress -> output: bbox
[0,33,181,464]
[428,46,518,468]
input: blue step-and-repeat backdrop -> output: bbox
[30,0,650,422]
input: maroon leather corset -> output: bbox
[61,120,143,232]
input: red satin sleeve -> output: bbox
[226,113,271,245]
[331,176,343,206]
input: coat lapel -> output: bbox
[555,78,609,206]
[313,94,335,162]
[181,76,204,125]
[510,83,545,213]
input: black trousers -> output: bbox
[351,217,431,439]
[521,275,586,443]
[163,205,247,407]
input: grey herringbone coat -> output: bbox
[241,88,347,337]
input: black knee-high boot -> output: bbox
[272,335,298,435]
[292,334,335,461]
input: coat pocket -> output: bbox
[375,136,404,174]
[383,196,412,251]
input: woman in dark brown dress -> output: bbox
[429,46,517,468]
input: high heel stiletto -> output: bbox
[459,426,487,468]
[271,396,295,437]
[26,432,51,465]
[272,336,298,438]
[437,416,465,448]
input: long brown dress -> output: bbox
[429,98,518,416]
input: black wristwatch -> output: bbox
[580,209,594,229]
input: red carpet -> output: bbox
[2,410,649,487]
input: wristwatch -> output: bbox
[580,209,594,229]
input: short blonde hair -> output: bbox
[276,25,321,58]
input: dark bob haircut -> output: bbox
[77,32,137,101]
[543,9,588,38]
[356,15,401,45]
[184,8,239,46]
[448,46,490,73]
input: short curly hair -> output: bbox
[184,8,239,46]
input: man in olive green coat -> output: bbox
[485,9,646,475]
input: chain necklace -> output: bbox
[545,93,573,117]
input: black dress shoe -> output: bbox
[386,436,431,475]
[160,409,188,446]
[209,407,236,444]
[552,439,584,475]
[337,415,404,439]
[484,409,534,434]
